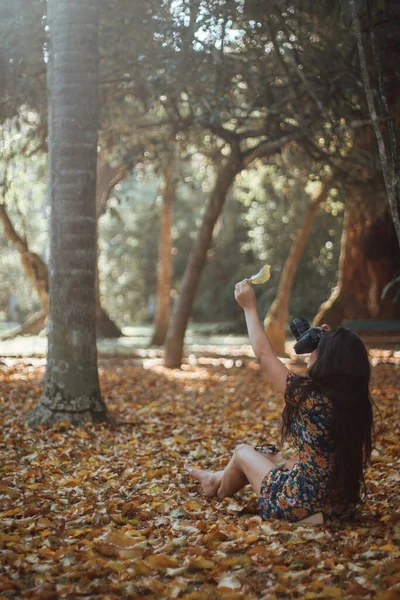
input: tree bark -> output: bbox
[96,152,127,219]
[349,0,400,248]
[0,203,49,312]
[94,152,126,338]
[150,150,176,346]
[1,311,47,340]
[95,259,122,338]
[314,190,400,327]
[264,179,334,355]
[26,0,110,427]
[164,151,242,368]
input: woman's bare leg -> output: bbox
[185,445,324,524]
[216,444,277,499]
[185,444,277,499]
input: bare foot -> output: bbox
[184,464,223,498]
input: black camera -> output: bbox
[290,318,324,354]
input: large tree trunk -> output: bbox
[265,179,334,354]
[164,152,241,368]
[314,189,400,327]
[150,150,176,346]
[26,0,110,427]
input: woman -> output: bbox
[185,279,375,524]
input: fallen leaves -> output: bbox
[0,350,399,598]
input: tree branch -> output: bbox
[349,0,400,246]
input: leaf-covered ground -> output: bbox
[0,350,399,599]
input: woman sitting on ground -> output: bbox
[185,279,375,524]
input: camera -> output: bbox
[290,317,324,354]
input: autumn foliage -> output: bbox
[0,351,399,599]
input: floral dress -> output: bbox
[257,372,356,523]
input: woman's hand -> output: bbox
[234,279,257,310]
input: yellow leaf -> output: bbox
[107,561,126,574]
[40,529,52,538]
[105,529,142,547]
[110,513,125,524]
[145,555,179,570]
[37,518,56,529]
[222,554,250,567]
[373,592,400,600]
[309,581,324,591]
[379,544,398,552]
[244,534,259,544]
[0,509,21,518]
[318,587,343,599]
[70,528,92,537]
[250,264,271,284]
[0,534,20,543]
[190,557,215,570]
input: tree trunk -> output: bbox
[314,189,400,327]
[26,0,110,427]
[96,152,127,219]
[94,153,126,338]
[150,150,176,346]
[95,253,122,338]
[164,152,241,368]
[0,203,49,312]
[264,179,334,354]
[349,0,400,248]
[1,311,47,340]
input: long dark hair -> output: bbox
[281,327,375,505]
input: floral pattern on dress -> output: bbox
[257,371,356,523]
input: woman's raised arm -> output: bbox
[235,279,289,394]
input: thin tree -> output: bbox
[150,147,177,346]
[349,0,400,247]
[26,0,110,427]
[265,178,335,355]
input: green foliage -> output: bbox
[96,153,343,327]
[234,161,344,322]
[1,0,398,330]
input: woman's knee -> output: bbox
[233,443,254,462]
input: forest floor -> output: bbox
[0,338,399,599]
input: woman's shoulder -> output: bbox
[286,372,332,411]
[285,371,311,404]
[286,371,312,390]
